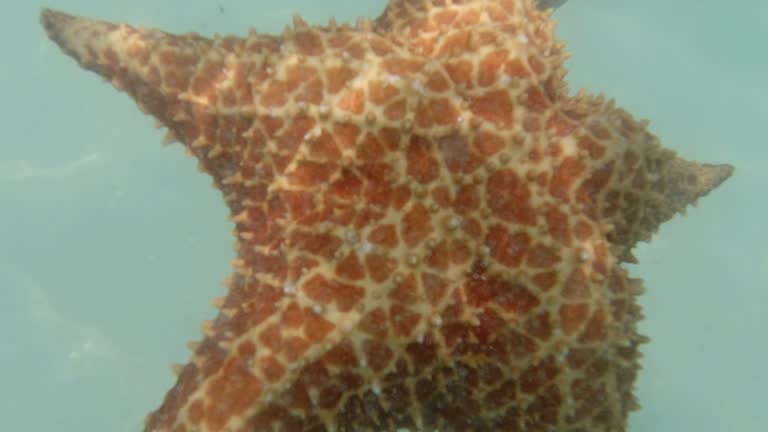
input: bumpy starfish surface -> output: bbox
[41,1,731,431]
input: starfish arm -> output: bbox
[554,93,734,257]
[606,148,734,256]
[40,8,290,204]
[375,0,563,60]
[41,9,216,126]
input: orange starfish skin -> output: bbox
[40,1,732,431]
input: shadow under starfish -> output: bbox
[40,1,731,431]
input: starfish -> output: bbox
[40,1,732,431]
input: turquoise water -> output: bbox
[1,1,765,431]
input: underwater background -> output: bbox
[1,0,765,431]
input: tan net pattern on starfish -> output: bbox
[41,1,732,431]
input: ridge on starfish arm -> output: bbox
[40,1,732,431]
